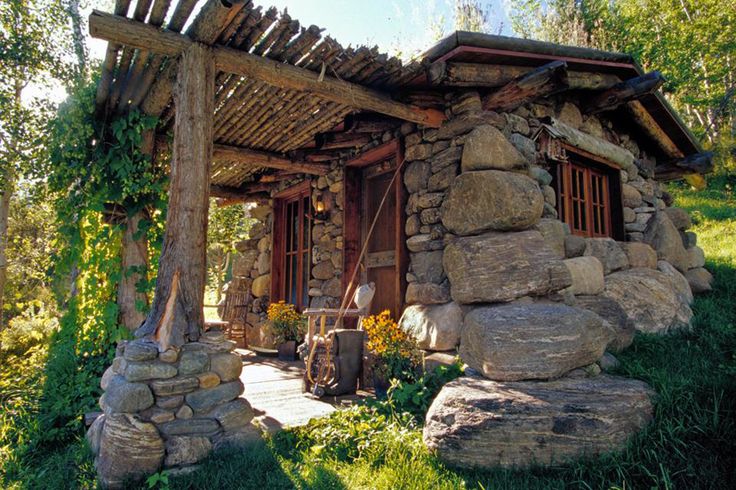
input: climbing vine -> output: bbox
[38,78,169,443]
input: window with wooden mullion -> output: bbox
[279,191,311,310]
[557,161,612,238]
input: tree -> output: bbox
[0,0,74,328]
[206,200,252,304]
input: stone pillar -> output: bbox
[87,331,257,488]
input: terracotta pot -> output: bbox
[277,340,297,361]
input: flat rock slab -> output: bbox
[460,303,613,381]
[424,375,654,469]
[444,230,571,304]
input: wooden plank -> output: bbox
[88,10,446,127]
[428,61,620,90]
[366,250,395,268]
[483,60,569,112]
[213,144,329,175]
[584,71,665,114]
[135,44,215,350]
[346,140,400,167]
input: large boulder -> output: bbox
[643,212,689,272]
[461,125,528,171]
[663,207,692,230]
[685,267,713,293]
[441,170,543,235]
[459,303,614,381]
[405,282,451,305]
[399,302,463,352]
[657,260,694,305]
[563,256,604,295]
[583,238,629,275]
[602,268,693,334]
[533,218,568,259]
[444,230,571,304]
[410,251,445,283]
[96,413,165,488]
[622,242,658,269]
[164,436,212,467]
[423,375,654,469]
[574,295,636,353]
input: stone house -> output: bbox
[87,2,713,484]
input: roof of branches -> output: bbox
[93,1,707,189]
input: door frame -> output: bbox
[343,139,407,317]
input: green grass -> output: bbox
[2,180,735,489]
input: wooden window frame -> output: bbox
[270,181,312,310]
[551,145,625,240]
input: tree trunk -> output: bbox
[118,210,149,331]
[0,182,12,330]
[135,44,215,351]
[65,0,87,82]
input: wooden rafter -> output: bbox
[483,60,569,112]
[89,10,445,127]
[213,144,329,175]
[584,71,665,114]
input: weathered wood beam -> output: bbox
[428,61,620,90]
[584,71,665,114]
[626,100,684,158]
[483,60,569,112]
[344,113,402,133]
[315,132,372,150]
[216,193,269,207]
[89,10,445,127]
[655,152,714,181]
[259,170,299,183]
[210,183,271,199]
[135,43,215,350]
[213,143,329,175]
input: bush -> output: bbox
[386,361,464,421]
[0,306,58,358]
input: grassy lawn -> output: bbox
[1,180,735,489]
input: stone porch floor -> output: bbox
[236,349,368,433]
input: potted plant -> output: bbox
[362,310,421,398]
[267,301,306,361]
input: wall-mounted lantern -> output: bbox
[313,190,330,221]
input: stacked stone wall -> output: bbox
[406,90,712,469]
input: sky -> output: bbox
[36,0,513,104]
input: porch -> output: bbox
[237,349,370,431]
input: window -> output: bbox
[272,184,311,310]
[554,155,620,238]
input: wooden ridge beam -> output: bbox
[89,10,445,127]
[483,60,569,112]
[213,143,329,175]
[585,71,665,114]
[428,61,620,90]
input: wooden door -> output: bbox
[344,141,407,321]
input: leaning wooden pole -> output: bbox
[135,43,215,351]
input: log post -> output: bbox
[135,43,215,350]
[483,60,569,112]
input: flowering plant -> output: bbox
[362,310,421,381]
[267,301,306,344]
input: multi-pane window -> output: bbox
[555,160,612,238]
[275,188,311,310]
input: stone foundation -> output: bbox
[87,331,258,488]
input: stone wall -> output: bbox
[87,333,256,488]
[400,90,712,469]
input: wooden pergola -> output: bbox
[90,0,711,350]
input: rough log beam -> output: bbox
[654,152,714,181]
[315,132,372,150]
[626,100,684,158]
[213,143,329,175]
[428,61,620,90]
[89,10,445,127]
[136,43,214,351]
[344,113,402,133]
[210,183,271,199]
[483,60,569,112]
[584,71,665,114]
